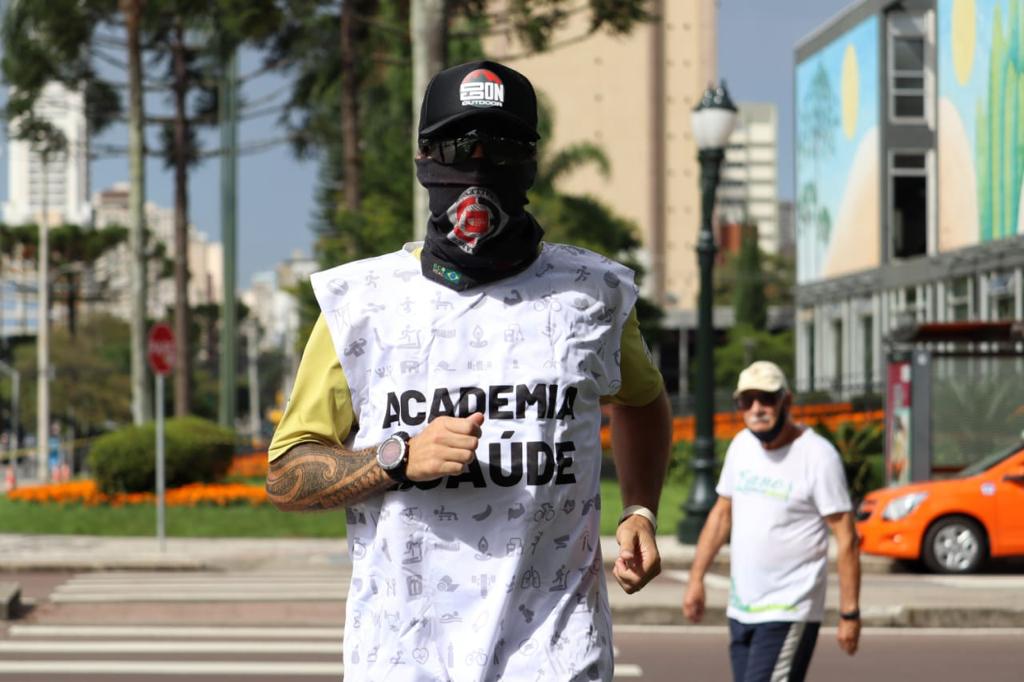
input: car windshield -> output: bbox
[958,442,1024,478]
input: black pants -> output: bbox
[728,619,820,682]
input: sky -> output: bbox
[0,0,858,289]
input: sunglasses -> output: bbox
[735,390,784,411]
[418,130,537,166]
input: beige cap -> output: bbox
[734,361,789,397]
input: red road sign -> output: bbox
[147,323,176,376]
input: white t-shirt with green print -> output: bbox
[717,428,851,624]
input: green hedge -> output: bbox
[88,417,235,494]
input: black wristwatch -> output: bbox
[839,608,861,621]
[376,431,411,483]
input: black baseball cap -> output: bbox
[418,60,539,142]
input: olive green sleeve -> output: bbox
[604,306,665,407]
[268,314,356,462]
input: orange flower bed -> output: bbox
[227,451,269,478]
[600,403,885,449]
[8,479,267,507]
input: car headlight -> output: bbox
[882,492,928,521]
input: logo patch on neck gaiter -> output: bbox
[446,187,509,253]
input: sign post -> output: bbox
[147,323,175,551]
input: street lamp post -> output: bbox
[678,82,738,544]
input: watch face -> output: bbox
[378,437,405,469]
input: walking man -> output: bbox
[683,361,861,681]
[267,60,672,681]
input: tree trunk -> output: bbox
[171,19,191,417]
[410,0,447,240]
[66,274,77,337]
[340,0,362,212]
[121,0,151,424]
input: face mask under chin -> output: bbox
[751,405,789,445]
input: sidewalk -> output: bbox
[2,533,1023,627]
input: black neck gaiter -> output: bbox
[416,157,543,291]
[753,404,790,446]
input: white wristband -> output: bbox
[618,505,657,532]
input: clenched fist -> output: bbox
[406,413,484,481]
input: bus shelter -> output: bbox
[885,322,1024,486]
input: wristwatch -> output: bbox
[376,431,411,483]
[839,608,861,621]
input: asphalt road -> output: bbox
[3,571,1024,681]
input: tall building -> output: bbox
[777,200,796,259]
[794,0,1023,398]
[242,251,317,403]
[92,182,224,321]
[1,82,92,338]
[484,0,717,312]
[3,82,91,226]
[717,102,780,254]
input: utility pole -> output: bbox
[410,0,446,240]
[246,319,260,445]
[218,46,238,430]
[36,157,51,482]
[123,0,151,424]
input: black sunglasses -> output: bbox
[418,130,537,166]
[735,390,784,411]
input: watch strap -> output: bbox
[618,505,657,532]
[839,608,861,621]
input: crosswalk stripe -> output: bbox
[65,572,346,582]
[0,661,646,678]
[58,577,344,585]
[0,640,343,654]
[51,592,346,603]
[9,625,345,639]
[0,660,344,676]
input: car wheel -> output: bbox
[922,515,988,574]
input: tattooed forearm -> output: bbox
[266,441,392,511]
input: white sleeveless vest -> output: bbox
[311,242,637,682]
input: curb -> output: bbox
[0,558,214,572]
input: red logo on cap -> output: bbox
[460,69,504,108]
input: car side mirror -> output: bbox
[1004,466,1024,483]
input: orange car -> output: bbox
[856,442,1024,574]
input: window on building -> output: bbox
[891,152,928,259]
[888,13,931,124]
[948,276,973,321]
[989,272,1016,321]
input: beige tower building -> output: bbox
[485,0,717,312]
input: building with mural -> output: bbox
[794,0,1024,399]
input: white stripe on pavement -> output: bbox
[57,581,345,590]
[53,586,347,595]
[9,625,344,639]
[0,660,645,678]
[0,661,343,676]
[0,640,342,654]
[51,592,345,603]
